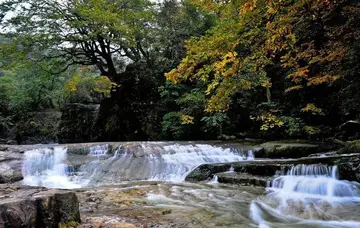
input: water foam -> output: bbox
[22,147,80,189]
[89,144,108,157]
[77,143,252,184]
[251,164,360,226]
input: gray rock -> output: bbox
[216,172,272,186]
[186,153,360,183]
[0,149,24,184]
[255,141,337,158]
[0,188,81,228]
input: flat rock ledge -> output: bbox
[186,153,360,186]
[0,185,80,228]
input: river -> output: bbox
[19,142,360,227]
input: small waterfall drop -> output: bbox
[247,150,255,160]
[209,175,219,184]
[89,144,108,157]
[251,164,360,227]
[22,147,80,189]
[268,164,360,198]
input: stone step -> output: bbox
[215,172,272,187]
[186,153,360,183]
[0,186,80,227]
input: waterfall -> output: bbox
[21,143,253,187]
[22,147,80,189]
[89,144,108,157]
[76,143,253,184]
[251,164,360,227]
[268,164,360,198]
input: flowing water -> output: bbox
[251,164,360,227]
[21,142,360,227]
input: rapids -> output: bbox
[20,142,360,227]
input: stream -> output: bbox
[19,142,360,227]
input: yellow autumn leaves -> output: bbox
[65,75,117,97]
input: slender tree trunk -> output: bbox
[266,87,271,103]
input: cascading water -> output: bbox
[251,164,360,227]
[77,143,253,184]
[21,142,253,188]
[89,144,108,157]
[22,147,80,189]
[19,143,360,227]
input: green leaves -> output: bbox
[0,0,156,82]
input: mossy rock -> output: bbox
[255,140,340,158]
[334,140,360,154]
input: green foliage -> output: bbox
[1,0,360,142]
[279,116,304,138]
[177,90,206,116]
[201,113,233,139]
[64,67,115,103]
[161,112,190,139]
[58,221,79,228]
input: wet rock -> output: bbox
[0,188,80,228]
[0,161,23,183]
[256,141,335,158]
[0,149,24,183]
[340,120,360,140]
[161,209,172,215]
[216,172,271,186]
[0,198,37,227]
[186,154,360,183]
[337,140,360,154]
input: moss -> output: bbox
[58,221,80,228]
[351,140,360,149]
[338,140,360,154]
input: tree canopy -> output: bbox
[1,0,155,82]
[0,0,360,142]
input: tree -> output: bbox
[166,0,360,138]
[0,0,154,83]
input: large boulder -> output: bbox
[58,103,100,143]
[0,148,23,184]
[254,141,339,158]
[0,187,81,228]
[185,153,360,185]
[340,120,360,141]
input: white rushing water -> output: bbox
[22,147,80,189]
[20,144,360,227]
[89,144,108,157]
[79,143,253,184]
[22,143,253,188]
[251,164,360,227]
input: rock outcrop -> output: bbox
[0,147,23,184]
[186,153,360,185]
[0,186,80,227]
[254,141,339,158]
[58,103,100,143]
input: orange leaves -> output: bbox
[287,67,309,83]
[212,52,238,78]
[240,0,258,14]
[307,75,341,86]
